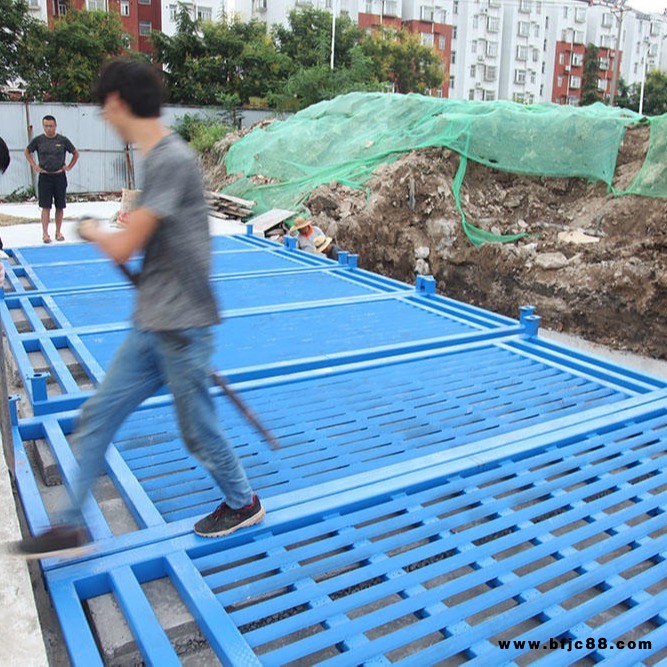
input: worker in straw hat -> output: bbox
[314,235,340,262]
[292,216,324,253]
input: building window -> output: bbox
[485,65,497,81]
[530,71,536,83]
[598,79,607,91]
[519,0,531,13]
[535,1,541,13]
[575,7,585,23]
[469,89,475,100]
[516,45,528,60]
[569,75,581,89]
[533,24,539,37]
[421,33,434,47]
[470,65,476,77]
[484,89,496,101]
[575,30,584,44]
[453,0,458,14]
[87,0,105,9]
[471,39,477,53]
[486,41,498,57]
[139,20,152,34]
[487,16,499,32]
[514,69,526,84]
[452,26,457,39]
[451,51,456,64]
[602,13,612,28]
[518,21,530,37]
[138,0,150,4]
[197,6,212,20]
[563,6,568,18]
[541,61,545,73]
[557,75,563,87]
[450,75,455,89]
[571,53,583,67]
[558,53,564,65]
[120,0,129,14]
[420,6,434,21]
[599,58,609,70]
[56,0,67,14]
[438,35,446,50]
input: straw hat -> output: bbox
[292,216,311,231]
[314,236,333,253]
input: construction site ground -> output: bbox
[207,122,666,362]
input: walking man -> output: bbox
[18,58,264,559]
[24,115,79,243]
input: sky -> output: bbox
[627,0,666,14]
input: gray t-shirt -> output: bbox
[134,134,220,331]
[26,134,76,173]
[297,225,324,253]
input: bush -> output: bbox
[172,114,233,153]
[5,186,35,202]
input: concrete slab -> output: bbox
[0,451,49,667]
[0,201,251,247]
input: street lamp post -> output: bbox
[330,0,336,70]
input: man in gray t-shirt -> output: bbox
[24,115,79,243]
[17,58,264,560]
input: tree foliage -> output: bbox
[152,7,290,104]
[44,10,129,101]
[580,43,601,106]
[360,28,443,94]
[0,0,48,99]
[1,6,128,101]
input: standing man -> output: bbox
[24,115,79,243]
[18,58,264,559]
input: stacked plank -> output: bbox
[206,191,255,220]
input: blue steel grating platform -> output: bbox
[4,232,667,665]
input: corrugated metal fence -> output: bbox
[0,102,281,197]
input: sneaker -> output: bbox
[194,494,265,538]
[15,525,90,560]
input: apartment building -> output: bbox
[442,0,502,102]
[543,1,588,105]
[497,0,545,104]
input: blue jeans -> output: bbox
[66,327,254,524]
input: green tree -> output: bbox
[635,70,667,115]
[360,28,442,93]
[152,8,289,104]
[580,43,601,106]
[269,46,381,109]
[272,7,361,71]
[25,10,129,102]
[0,0,48,99]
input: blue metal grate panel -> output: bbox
[78,299,487,371]
[44,269,397,329]
[42,395,667,665]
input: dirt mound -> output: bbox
[207,123,667,360]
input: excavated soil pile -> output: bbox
[207,123,666,361]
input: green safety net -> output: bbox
[223,92,647,245]
[624,114,667,198]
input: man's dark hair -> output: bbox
[94,58,164,118]
[42,115,56,123]
[0,137,10,174]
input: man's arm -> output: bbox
[24,147,44,173]
[79,207,160,265]
[64,149,79,171]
